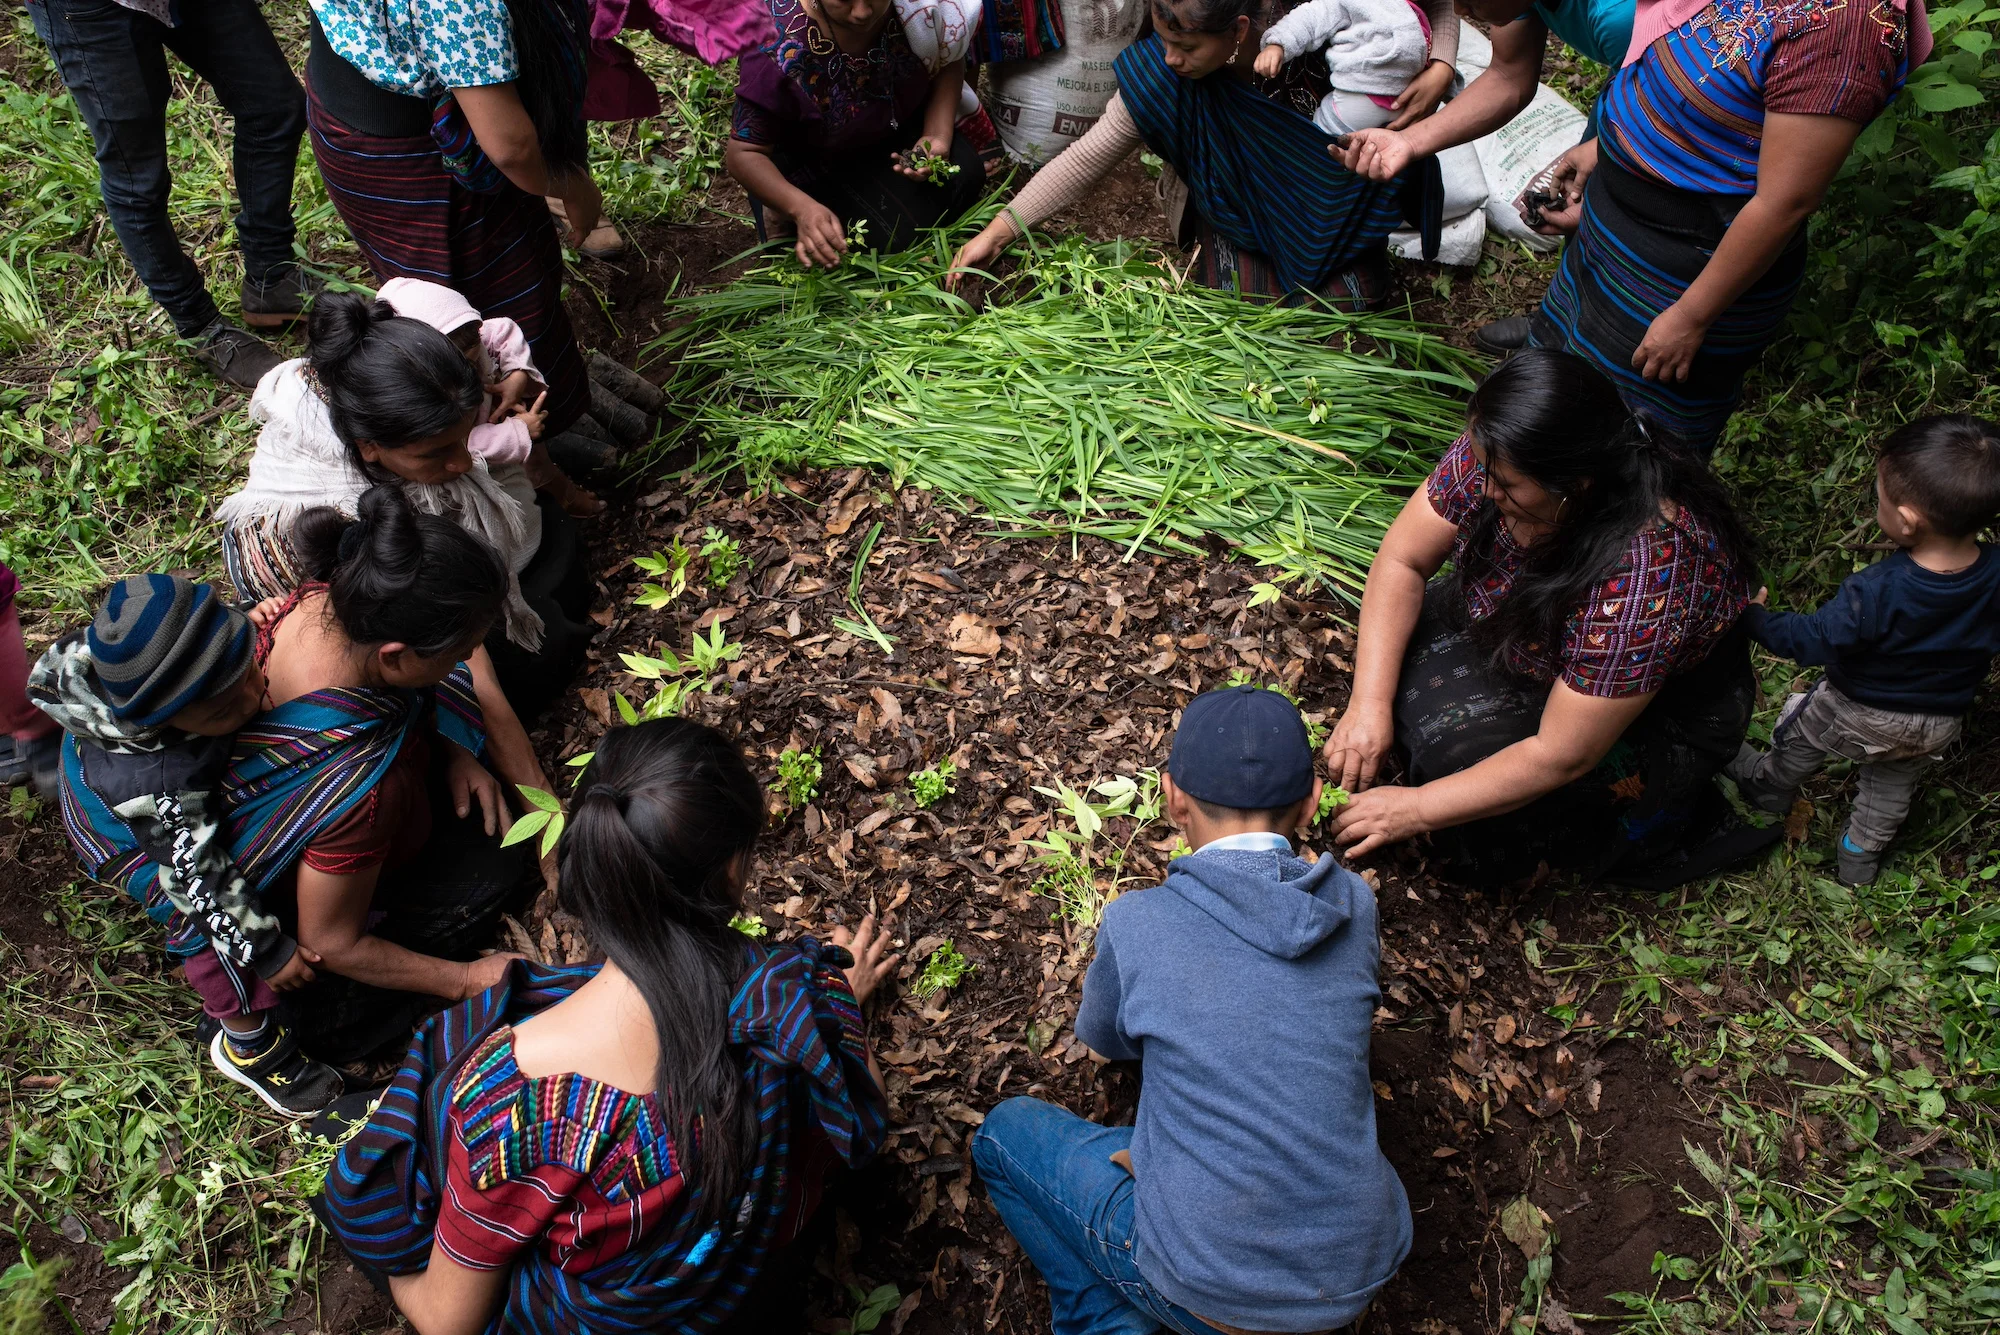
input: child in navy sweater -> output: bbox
[1730,416,2000,884]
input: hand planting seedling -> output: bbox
[911,940,973,998]
[773,745,823,808]
[894,143,961,187]
[910,759,956,809]
[700,526,743,588]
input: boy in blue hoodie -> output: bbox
[974,685,1410,1335]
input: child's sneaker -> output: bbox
[1836,834,1880,887]
[210,1022,344,1117]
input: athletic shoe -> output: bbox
[192,321,284,390]
[1473,316,1533,358]
[239,264,323,330]
[1836,834,1880,887]
[209,1023,345,1117]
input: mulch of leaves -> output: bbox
[507,462,1720,1335]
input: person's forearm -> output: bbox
[1396,54,1536,156]
[466,646,549,799]
[389,1257,507,1335]
[1412,730,1605,828]
[924,59,964,144]
[998,95,1143,234]
[1669,193,1813,327]
[726,139,822,220]
[316,930,471,998]
[1347,558,1428,714]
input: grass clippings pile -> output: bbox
[649,235,1481,597]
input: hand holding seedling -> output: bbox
[1253,43,1286,77]
[892,137,958,183]
[486,369,537,423]
[793,200,848,268]
[831,914,901,1004]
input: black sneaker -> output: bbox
[240,264,323,330]
[210,1023,345,1117]
[192,320,285,390]
[1473,315,1533,358]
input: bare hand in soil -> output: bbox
[946,229,1008,293]
[1324,700,1394,793]
[459,951,526,999]
[795,200,848,269]
[267,944,321,991]
[831,914,901,1005]
[485,369,537,423]
[1331,784,1428,858]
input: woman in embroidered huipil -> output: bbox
[725,0,987,264]
[319,718,896,1333]
[1323,351,1762,888]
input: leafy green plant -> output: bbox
[687,621,743,679]
[1315,786,1350,824]
[1029,772,1165,927]
[844,1282,902,1334]
[501,786,565,857]
[911,941,972,998]
[910,759,956,809]
[700,526,744,588]
[773,745,823,808]
[832,520,897,652]
[616,625,742,722]
[634,538,692,608]
[729,914,769,938]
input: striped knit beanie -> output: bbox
[87,575,251,726]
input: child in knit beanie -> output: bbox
[30,574,343,1117]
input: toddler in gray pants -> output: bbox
[1730,416,2000,885]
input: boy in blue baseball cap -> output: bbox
[974,684,1410,1335]
[30,574,342,1117]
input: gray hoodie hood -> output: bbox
[1163,846,1357,960]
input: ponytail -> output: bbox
[556,719,766,1230]
[1453,349,1757,676]
[306,291,482,473]
[291,484,507,658]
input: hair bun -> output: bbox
[307,290,396,380]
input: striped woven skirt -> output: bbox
[305,95,589,435]
[1531,152,1805,454]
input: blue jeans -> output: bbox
[973,1098,1231,1335]
[27,0,305,334]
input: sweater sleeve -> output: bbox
[467,417,533,467]
[478,316,539,383]
[1075,926,1139,1061]
[1423,2,1459,68]
[1001,94,1145,233]
[1743,572,1878,666]
[1260,0,1346,59]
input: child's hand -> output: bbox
[267,944,322,992]
[510,390,550,441]
[485,369,539,424]
[1751,586,1769,606]
[1254,43,1286,77]
[831,914,902,1005]
[245,597,285,631]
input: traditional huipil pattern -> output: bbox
[731,0,933,163]
[977,0,1065,62]
[320,943,887,1333]
[1425,434,1750,696]
[1113,34,1407,298]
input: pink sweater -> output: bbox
[377,278,542,467]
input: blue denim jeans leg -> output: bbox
[27,0,305,335]
[973,1097,1232,1335]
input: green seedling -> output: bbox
[1167,836,1194,859]
[844,217,870,251]
[833,520,897,652]
[1316,785,1350,824]
[634,538,693,608]
[1028,772,1165,928]
[911,941,972,998]
[844,1282,902,1334]
[910,759,956,809]
[730,914,769,938]
[773,745,823,808]
[502,785,565,857]
[688,621,743,680]
[896,145,961,186]
[700,526,744,588]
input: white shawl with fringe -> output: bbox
[215,359,545,651]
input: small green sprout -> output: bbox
[1316,785,1351,824]
[897,145,961,186]
[730,914,769,938]
[774,746,823,808]
[1167,836,1194,859]
[502,785,565,856]
[687,621,743,681]
[911,940,972,998]
[845,218,870,251]
[910,758,957,809]
[634,538,692,608]
[701,526,744,588]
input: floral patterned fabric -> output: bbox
[309,0,519,98]
[731,0,933,158]
[1424,433,1750,697]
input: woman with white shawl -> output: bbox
[216,291,594,723]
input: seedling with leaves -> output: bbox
[617,625,744,722]
[910,758,956,809]
[911,941,972,998]
[502,786,565,857]
[634,538,693,608]
[1028,772,1165,929]
[844,1282,902,1334]
[700,526,744,588]
[832,520,897,652]
[773,745,823,808]
[895,144,961,186]
[729,914,769,938]
[1316,785,1350,824]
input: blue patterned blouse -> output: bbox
[309,0,520,97]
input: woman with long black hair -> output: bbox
[317,718,897,1332]
[302,0,605,440]
[1324,349,1765,887]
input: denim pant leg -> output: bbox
[972,1098,1230,1335]
[158,0,305,282]
[27,0,218,334]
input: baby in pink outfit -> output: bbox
[377,278,602,516]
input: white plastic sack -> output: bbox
[1455,22,1588,252]
[990,0,1149,166]
[1390,208,1488,266]
[896,0,980,71]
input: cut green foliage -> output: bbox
[833,520,898,652]
[700,526,744,588]
[634,538,693,608]
[1315,786,1350,824]
[773,745,824,808]
[649,234,1479,599]
[502,785,565,857]
[1029,773,1164,928]
[910,759,957,809]
[911,941,972,999]
[1499,1197,1557,1335]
